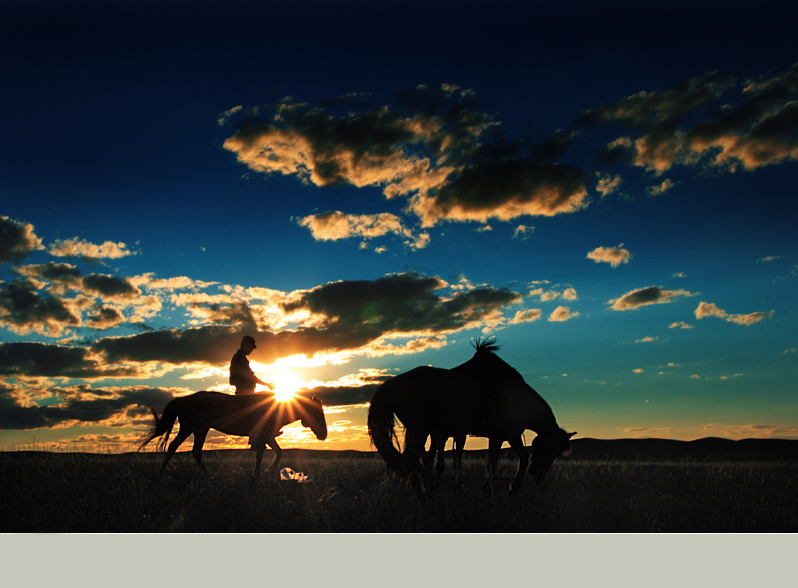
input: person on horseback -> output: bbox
[230,335,276,449]
[230,335,275,395]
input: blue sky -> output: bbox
[2,0,797,452]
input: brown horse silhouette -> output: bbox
[139,392,327,474]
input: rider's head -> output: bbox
[240,335,257,354]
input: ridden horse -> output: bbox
[139,392,327,474]
[368,338,575,496]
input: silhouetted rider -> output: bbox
[230,335,274,395]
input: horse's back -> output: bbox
[377,366,487,434]
[174,391,272,430]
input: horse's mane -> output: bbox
[470,336,519,376]
[471,335,501,355]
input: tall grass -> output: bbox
[2,450,796,532]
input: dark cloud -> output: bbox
[18,262,83,287]
[394,84,496,165]
[581,64,798,175]
[0,383,176,430]
[224,97,420,187]
[0,342,143,379]
[283,273,446,325]
[91,325,243,366]
[86,306,126,329]
[419,160,588,225]
[93,273,522,367]
[82,273,140,299]
[181,299,259,328]
[283,272,522,337]
[610,286,695,311]
[577,72,734,130]
[224,85,592,237]
[0,279,80,336]
[0,216,43,264]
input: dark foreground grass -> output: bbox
[2,449,796,532]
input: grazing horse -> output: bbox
[368,338,575,496]
[139,392,327,474]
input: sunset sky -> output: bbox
[2,0,797,453]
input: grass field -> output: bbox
[3,445,797,533]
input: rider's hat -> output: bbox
[241,335,257,348]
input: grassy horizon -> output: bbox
[2,449,797,533]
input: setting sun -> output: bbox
[267,370,305,401]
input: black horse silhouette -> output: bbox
[368,338,575,495]
[139,392,327,474]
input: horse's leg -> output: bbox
[433,435,446,488]
[264,439,282,474]
[422,437,437,490]
[253,441,266,475]
[453,434,466,489]
[482,437,502,498]
[508,435,530,495]
[190,429,209,472]
[162,428,191,471]
[403,429,428,496]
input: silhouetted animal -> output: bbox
[139,392,327,474]
[368,338,575,496]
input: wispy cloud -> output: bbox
[510,308,542,323]
[695,301,774,325]
[587,244,631,268]
[530,286,577,302]
[623,427,671,437]
[581,63,798,176]
[294,210,429,249]
[595,173,622,197]
[703,422,798,440]
[49,237,138,261]
[512,225,535,240]
[646,179,675,196]
[548,306,579,322]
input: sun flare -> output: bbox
[267,370,305,401]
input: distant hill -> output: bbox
[218,437,798,461]
[566,437,798,460]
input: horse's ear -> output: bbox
[568,431,577,438]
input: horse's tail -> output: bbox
[138,399,179,453]
[367,381,407,475]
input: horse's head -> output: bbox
[300,396,328,441]
[528,429,576,483]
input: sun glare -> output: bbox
[267,370,304,401]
